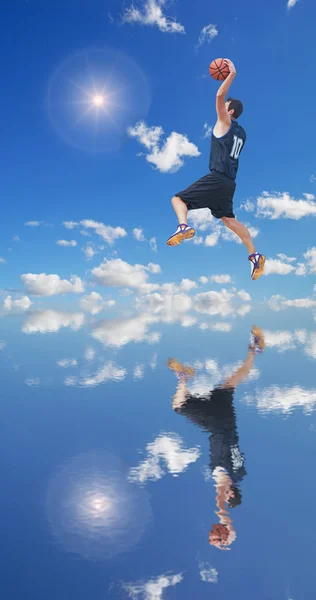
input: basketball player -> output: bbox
[167,59,265,281]
[167,326,265,550]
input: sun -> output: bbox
[92,94,106,108]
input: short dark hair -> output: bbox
[228,485,242,509]
[227,97,243,119]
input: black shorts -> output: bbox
[175,171,236,219]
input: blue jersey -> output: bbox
[209,120,246,180]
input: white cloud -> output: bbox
[66,361,126,387]
[205,231,220,247]
[296,263,307,276]
[199,562,218,584]
[57,359,78,368]
[147,262,161,274]
[203,123,213,138]
[133,228,146,242]
[84,347,96,361]
[0,341,7,350]
[198,24,218,46]
[189,207,214,232]
[256,191,316,219]
[287,0,298,8]
[80,292,115,315]
[25,221,41,227]
[129,433,200,483]
[264,259,295,276]
[0,257,7,264]
[21,273,85,296]
[80,220,127,244]
[240,199,255,212]
[13,236,20,242]
[193,235,204,245]
[63,221,79,229]
[149,237,157,252]
[277,253,296,263]
[304,247,316,273]
[122,0,185,34]
[123,572,183,600]
[4,295,32,312]
[199,276,208,284]
[237,289,251,302]
[210,274,231,284]
[128,121,200,173]
[56,240,77,247]
[244,385,316,415]
[180,278,197,292]
[22,310,85,334]
[92,258,159,291]
[83,245,98,260]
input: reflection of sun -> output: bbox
[86,493,113,517]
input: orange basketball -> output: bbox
[209,58,230,81]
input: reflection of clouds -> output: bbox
[263,329,316,359]
[91,314,160,348]
[149,353,157,370]
[243,386,316,415]
[22,310,85,334]
[129,434,200,484]
[187,358,257,396]
[133,364,145,380]
[123,572,183,599]
[46,452,151,561]
[65,361,126,387]
[199,562,218,583]
[25,377,41,387]
[57,359,78,368]
[136,292,192,322]
[4,295,32,312]
[194,289,251,317]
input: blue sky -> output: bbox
[1,0,316,322]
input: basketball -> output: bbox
[209,58,230,81]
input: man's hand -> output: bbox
[224,59,236,77]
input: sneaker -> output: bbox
[249,253,266,280]
[249,325,265,354]
[167,223,195,246]
[167,358,195,379]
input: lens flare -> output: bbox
[47,48,151,153]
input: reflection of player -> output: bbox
[166,59,265,281]
[168,326,265,551]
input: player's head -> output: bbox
[226,97,243,119]
[209,523,236,550]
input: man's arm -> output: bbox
[215,59,236,124]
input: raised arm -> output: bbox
[215,59,236,125]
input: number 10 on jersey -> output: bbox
[230,135,243,160]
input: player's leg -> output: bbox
[221,217,255,254]
[167,174,212,247]
[221,216,266,280]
